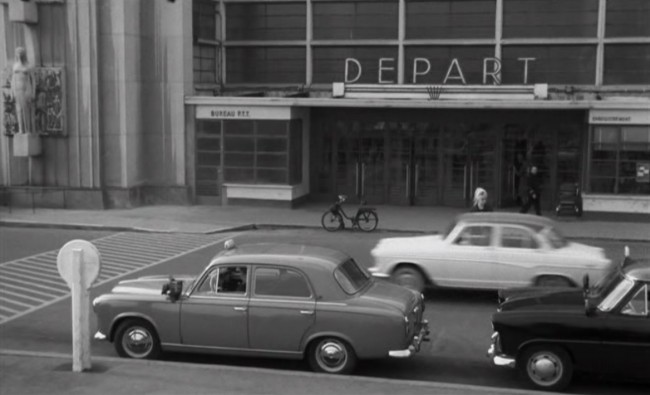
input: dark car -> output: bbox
[487,249,650,391]
[93,240,429,374]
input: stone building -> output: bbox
[1,0,649,215]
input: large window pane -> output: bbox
[604,45,650,85]
[313,1,398,40]
[405,46,494,84]
[501,45,596,84]
[503,0,598,38]
[227,47,305,84]
[227,2,306,41]
[619,126,650,194]
[406,0,495,39]
[606,0,650,38]
[312,46,398,83]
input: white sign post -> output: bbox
[57,240,101,372]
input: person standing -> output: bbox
[11,47,36,135]
[520,166,542,215]
[470,187,494,212]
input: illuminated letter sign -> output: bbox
[442,59,467,85]
[483,57,502,85]
[518,57,536,84]
[345,58,362,83]
[412,58,431,83]
[378,58,395,84]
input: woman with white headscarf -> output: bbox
[470,187,493,212]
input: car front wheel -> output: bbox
[114,319,161,360]
[308,337,357,374]
[520,345,573,391]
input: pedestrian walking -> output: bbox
[470,187,493,212]
[520,165,542,215]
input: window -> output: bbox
[223,120,303,184]
[195,266,248,295]
[193,0,222,87]
[621,284,648,317]
[599,278,635,312]
[589,126,650,194]
[334,259,371,294]
[254,267,311,298]
[500,227,538,249]
[540,227,568,249]
[454,226,492,247]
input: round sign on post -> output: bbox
[57,240,101,289]
[57,239,101,372]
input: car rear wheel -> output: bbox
[392,266,426,293]
[535,275,573,287]
[114,319,161,360]
[520,345,573,391]
[308,337,357,374]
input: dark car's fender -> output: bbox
[108,312,161,342]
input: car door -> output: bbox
[600,283,650,380]
[248,266,316,352]
[180,265,250,349]
[495,225,546,288]
[440,225,498,289]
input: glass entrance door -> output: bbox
[441,124,497,207]
[387,122,439,205]
[335,121,387,204]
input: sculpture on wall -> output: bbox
[11,47,36,134]
[2,49,65,137]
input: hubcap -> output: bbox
[316,341,347,372]
[527,352,563,386]
[123,327,153,358]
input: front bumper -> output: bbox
[388,319,430,358]
[486,332,515,368]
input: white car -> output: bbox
[369,213,612,293]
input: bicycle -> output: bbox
[321,195,378,232]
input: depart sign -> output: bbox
[344,57,537,85]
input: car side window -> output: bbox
[453,226,492,247]
[254,267,312,298]
[621,284,648,317]
[195,266,248,295]
[500,227,538,249]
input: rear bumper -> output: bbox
[388,319,430,358]
[94,330,107,341]
[368,267,390,278]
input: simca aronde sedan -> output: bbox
[93,241,429,374]
[488,249,650,391]
[369,213,611,293]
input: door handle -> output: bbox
[415,163,420,197]
[405,164,411,199]
[300,310,314,315]
[233,306,247,312]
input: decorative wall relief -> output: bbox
[3,66,65,137]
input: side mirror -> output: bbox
[162,278,183,301]
[585,299,597,317]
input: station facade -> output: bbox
[1,0,649,215]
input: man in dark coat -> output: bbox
[520,165,542,216]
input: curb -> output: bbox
[0,349,551,395]
[1,220,647,242]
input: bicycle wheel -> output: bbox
[356,211,378,232]
[321,211,343,232]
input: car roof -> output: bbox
[211,242,349,270]
[624,259,650,282]
[455,212,555,228]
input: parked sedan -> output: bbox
[488,250,650,391]
[93,241,429,374]
[369,213,611,293]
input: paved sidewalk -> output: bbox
[0,203,649,241]
[0,350,554,395]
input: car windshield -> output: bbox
[334,259,371,294]
[598,277,635,312]
[443,220,457,238]
[591,266,622,297]
[540,227,568,249]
